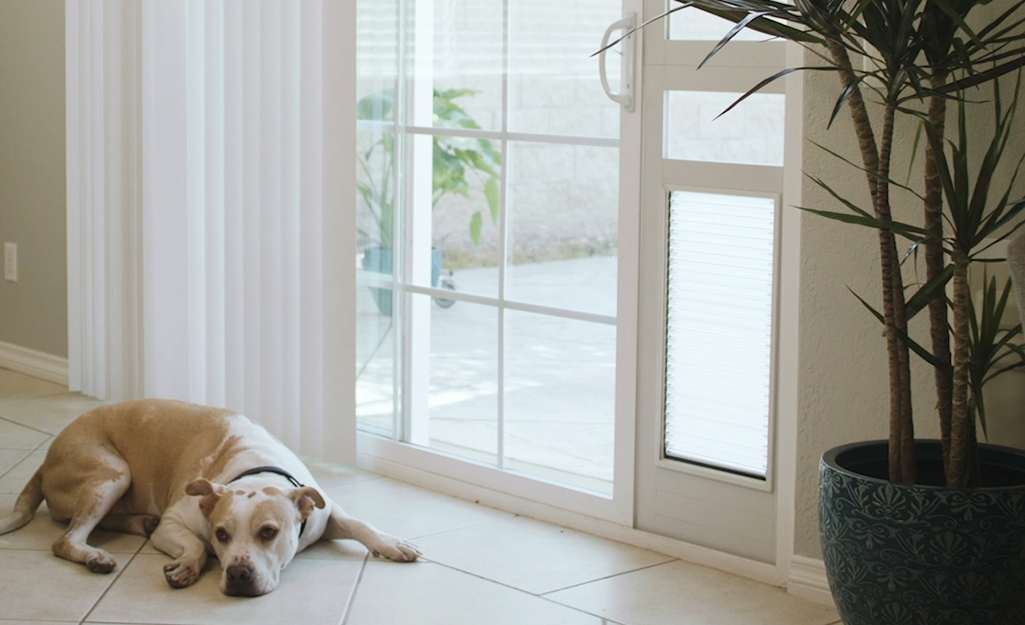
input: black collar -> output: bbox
[228,466,308,538]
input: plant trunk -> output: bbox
[948,256,978,487]
[923,88,953,477]
[826,39,915,483]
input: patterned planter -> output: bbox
[820,440,1025,625]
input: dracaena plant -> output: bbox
[357,88,501,250]
[622,0,1025,487]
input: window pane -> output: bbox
[664,191,775,478]
[506,310,616,494]
[356,284,399,438]
[667,4,765,41]
[508,2,622,138]
[429,131,503,299]
[422,295,499,466]
[664,91,784,166]
[431,0,504,131]
[506,141,618,317]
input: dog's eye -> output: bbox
[259,526,278,541]
[215,528,230,543]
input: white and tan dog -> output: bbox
[0,399,420,596]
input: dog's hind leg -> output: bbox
[0,468,44,535]
[50,458,132,574]
[98,513,161,537]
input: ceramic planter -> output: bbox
[820,440,1025,625]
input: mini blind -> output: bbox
[664,191,775,478]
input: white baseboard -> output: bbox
[358,450,782,587]
[788,555,835,606]
[0,340,69,387]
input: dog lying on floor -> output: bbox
[0,399,420,596]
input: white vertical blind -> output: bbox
[67,0,357,462]
[664,190,775,478]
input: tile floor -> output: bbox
[0,368,841,625]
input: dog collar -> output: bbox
[227,466,308,538]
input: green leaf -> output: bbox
[484,177,500,224]
[469,212,483,247]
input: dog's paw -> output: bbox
[164,559,202,588]
[86,552,118,574]
[370,536,422,562]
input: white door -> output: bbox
[353,0,642,523]
[632,0,794,564]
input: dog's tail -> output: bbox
[0,467,44,535]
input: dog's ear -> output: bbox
[186,479,226,517]
[289,486,326,520]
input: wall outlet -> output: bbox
[4,242,17,282]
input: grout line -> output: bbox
[77,547,143,625]
[421,557,629,624]
[338,552,370,625]
[0,414,53,437]
[538,558,680,596]
[405,514,516,542]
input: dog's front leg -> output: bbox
[150,516,208,589]
[323,502,421,562]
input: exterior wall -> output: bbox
[0,0,67,358]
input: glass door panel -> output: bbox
[505,141,619,316]
[423,294,500,465]
[505,310,617,494]
[355,0,636,512]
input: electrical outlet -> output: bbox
[4,242,17,282]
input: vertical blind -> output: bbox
[664,190,775,478]
[67,0,356,462]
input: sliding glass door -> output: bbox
[354,0,639,520]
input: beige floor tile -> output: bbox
[87,553,362,625]
[546,560,841,625]
[322,476,513,541]
[303,457,381,489]
[0,494,147,554]
[0,393,105,435]
[0,450,45,494]
[346,561,613,625]
[0,550,119,621]
[295,536,371,560]
[0,418,49,450]
[412,515,676,594]
[0,449,31,479]
[0,621,77,625]
[0,369,67,399]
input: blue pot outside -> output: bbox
[820,440,1025,625]
[363,246,443,316]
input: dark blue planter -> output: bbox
[820,440,1025,625]
[363,246,444,316]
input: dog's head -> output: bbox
[185,478,326,596]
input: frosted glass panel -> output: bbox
[664,191,775,478]
[664,91,784,166]
[667,2,766,41]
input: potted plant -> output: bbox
[357,87,501,315]
[626,1,1025,622]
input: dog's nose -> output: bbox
[226,563,254,583]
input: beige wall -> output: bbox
[0,0,67,358]
[794,41,1025,558]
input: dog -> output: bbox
[0,399,420,596]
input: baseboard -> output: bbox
[788,555,836,606]
[0,340,69,386]
[358,449,782,588]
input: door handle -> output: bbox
[599,13,637,112]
